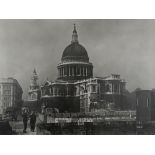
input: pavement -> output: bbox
[9,115,38,135]
[9,121,37,135]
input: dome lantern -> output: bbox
[71,24,78,43]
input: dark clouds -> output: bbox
[0,19,155,99]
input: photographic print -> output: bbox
[0,19,153,135]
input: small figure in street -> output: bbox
[22,110,28,133]
[30,111,36,132]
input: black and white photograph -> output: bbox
[1,1,155,155]
[0,19,155,135]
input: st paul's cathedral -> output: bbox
[26,25,126,113]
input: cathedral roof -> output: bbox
[62,42,89,62]
[61,24,89,62]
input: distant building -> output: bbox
[24,69,41,112]
[40,25,126,113]
[28,69,40,101]
[0,77,23,114]
[136,90,155,122]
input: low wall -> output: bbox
[36,121,136,135]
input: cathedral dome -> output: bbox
[62,42,89,62]
[57,25,93,82]
[61,24,89,62]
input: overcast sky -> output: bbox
[0,19,155,99]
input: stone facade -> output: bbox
[0,77,23,114]
[75,75,126,112]
[39,25,126,113]
[41,74,126,113]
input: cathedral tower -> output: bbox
[28,69,40,101]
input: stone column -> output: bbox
[119,84,121,94]
[86,67,88,77]
[87,67,89,77]
[81,66,83,76]
[66,66,69,76]
[72,66,74,76]
[64,66,66,76]
[51,87,53,96]
[63,67,65,76]
[90,67,92,77]
[65,67,67,76]
[63,67,64,77]
[60,68,62,77]
[76,65,78,76]
[69,66,71,76]
[83,66,85,76]
[89,67,91,77]
[55,88,57,96]
[60,68,61,77]
[53,87,55,96]
[79,66,81,76]
[70,66,72,76]
[109,83,112,93]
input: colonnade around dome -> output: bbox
[57,63,93,81]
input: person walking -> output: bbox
[30,111,36,132]
[22,110,28,133]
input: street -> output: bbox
[9,115,38,135]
